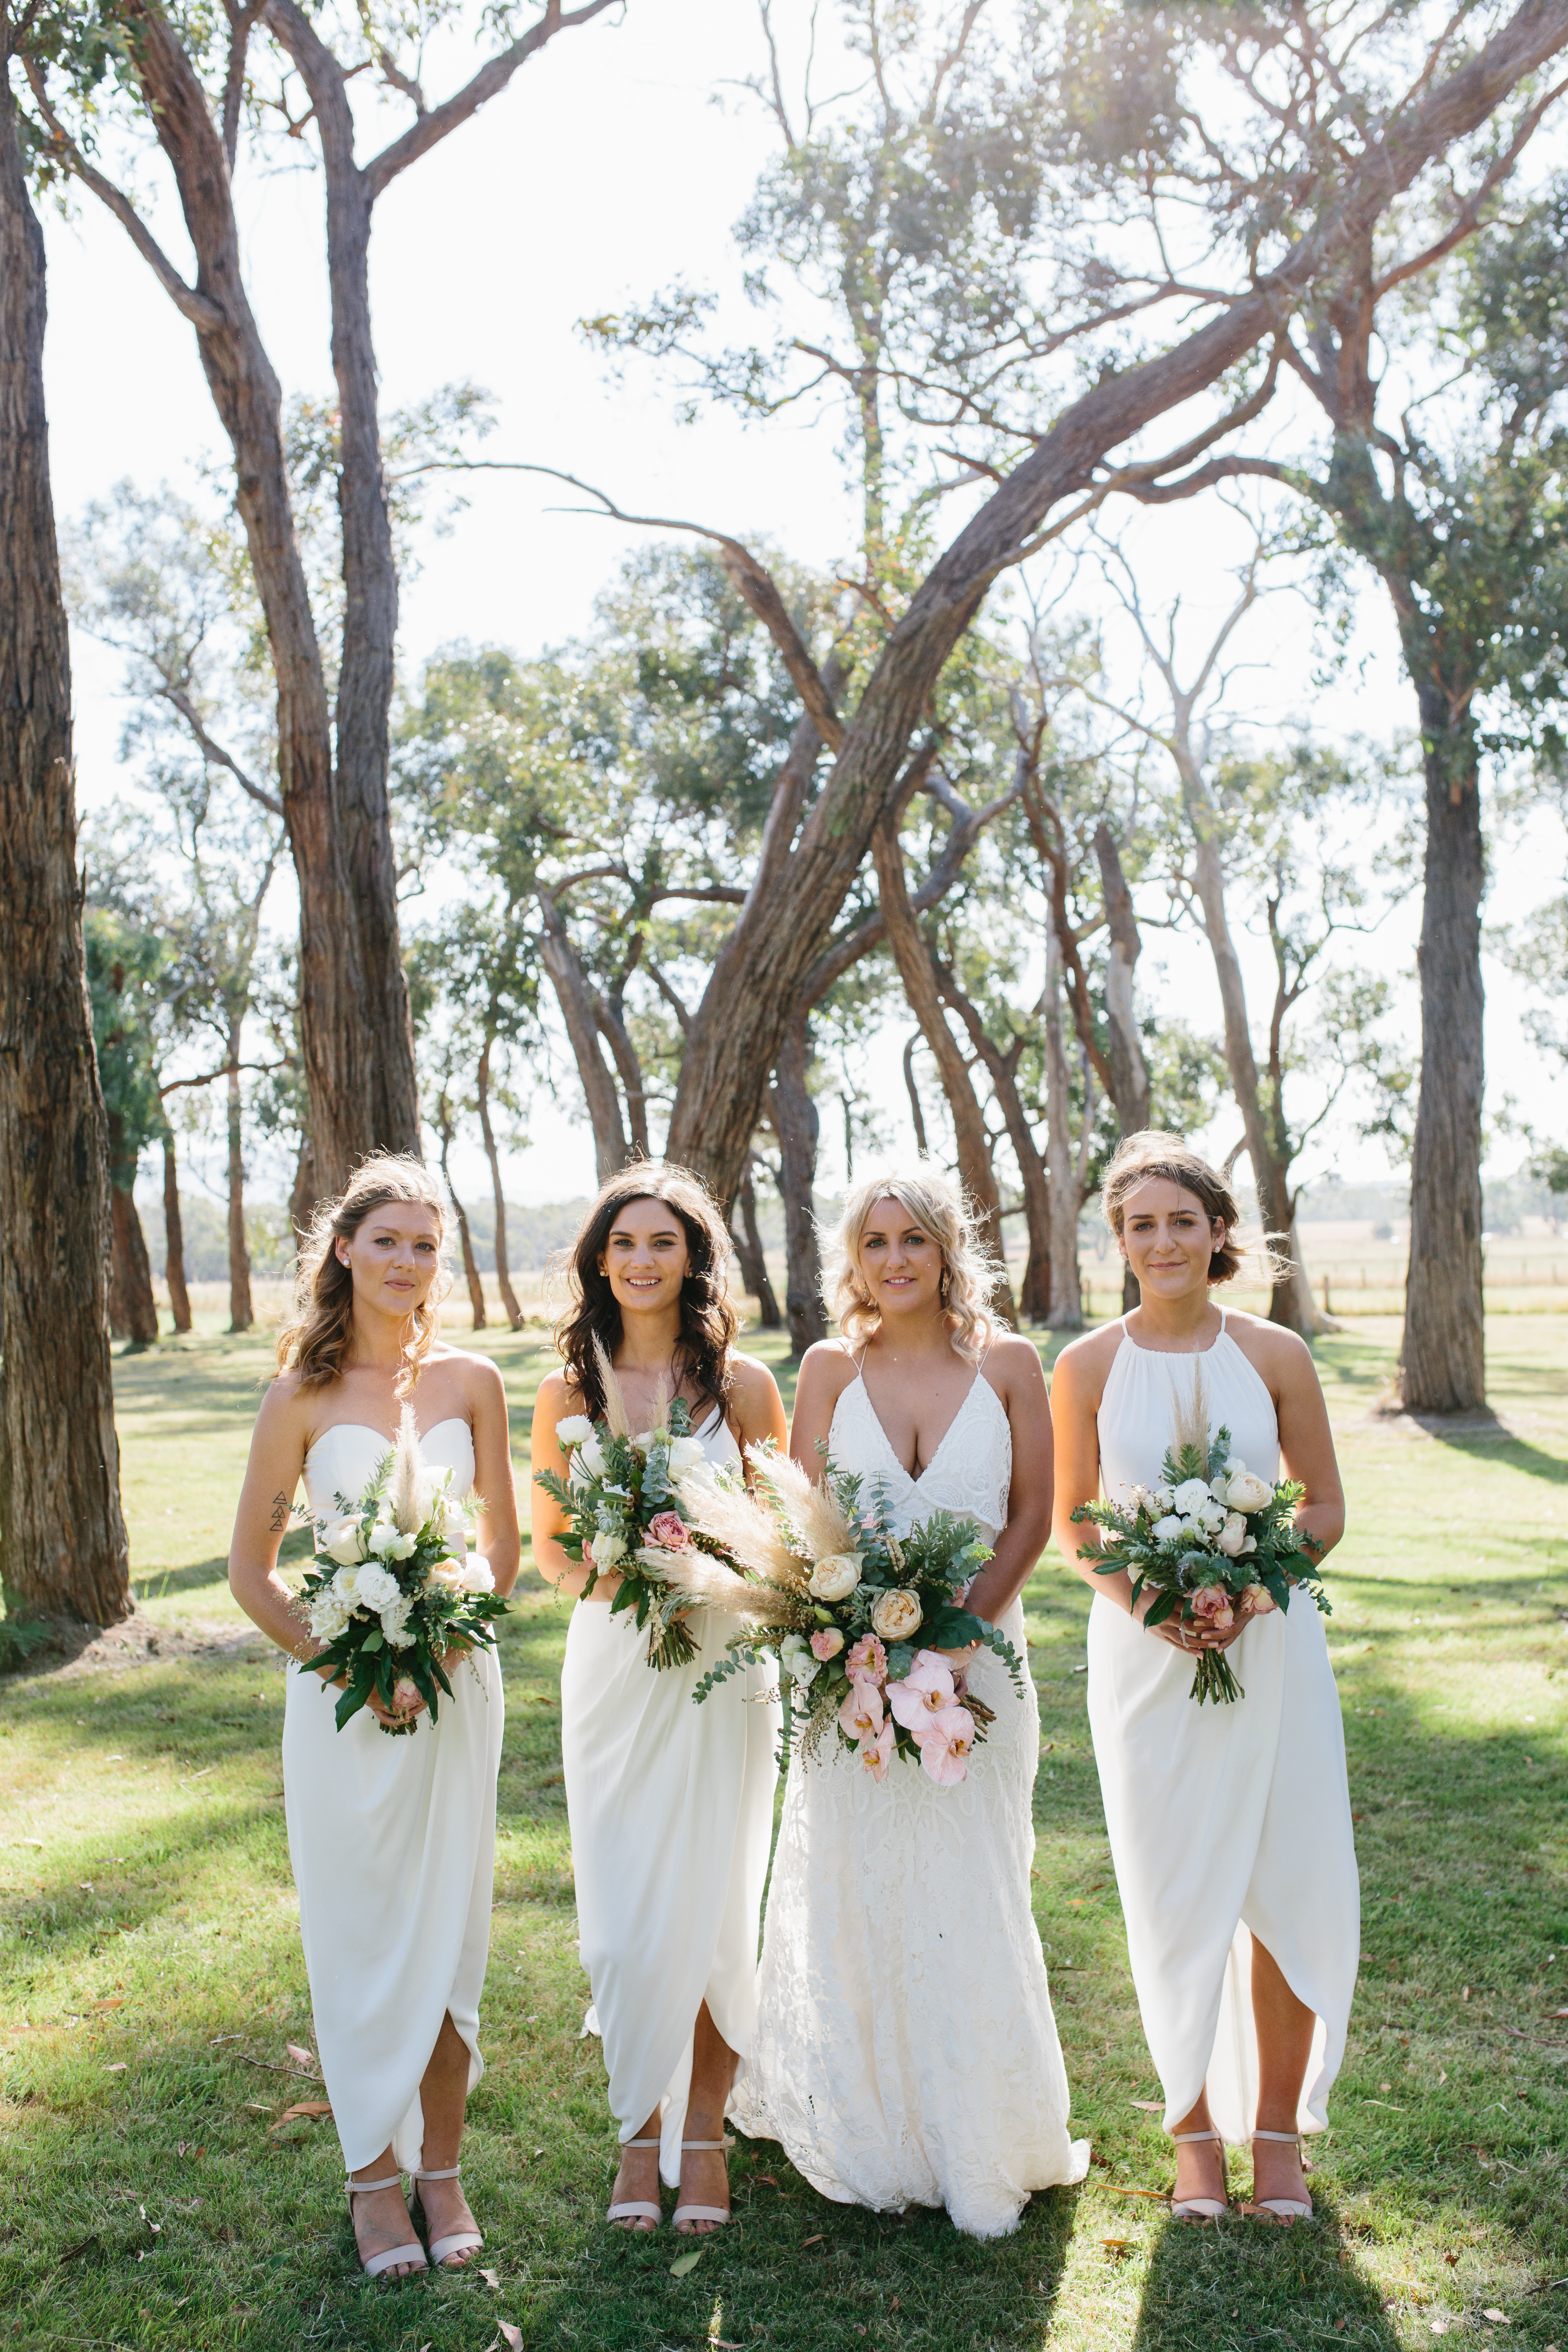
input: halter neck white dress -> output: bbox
[560,1404,780,2185]
[731,1362,1089,2239]
[1088,1313,1359,2144]
[282,1416,504,2175]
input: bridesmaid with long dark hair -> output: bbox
[531,1166,785,2236]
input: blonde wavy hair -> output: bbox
[276,1154,452,1394]
[824,1164,1002,1362]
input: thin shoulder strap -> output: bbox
[1217,1306,1229,1334]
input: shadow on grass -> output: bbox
[1422,1429,1568,1486]
[1131,2201,1399,2351]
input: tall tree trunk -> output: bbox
[436,1106,486,1330]
[537,891,629,1185]
[476,1036,523,1330]
[290,1130,319,1242]
[1094,822,1152,1134]
[0,54,131,1620]
[932,966,1051,1325]
[107,1146,159,1350]
[902,1035,929,1154]
[1399,692,1486,1410]
[771,1010,827,1357]
[1043,929,1085,1330]
[162,1131,192,1334]
[225,1044,253,1333]
[596,993,650,1160]
[118,11,419,1202]
[870,820,1016,1326]
[732,1165,782,1329]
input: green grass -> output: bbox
[1,1316,1566,2350]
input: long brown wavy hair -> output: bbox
[276,1154,452,1394]
[553,1165,738,1424]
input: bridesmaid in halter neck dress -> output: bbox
[1052,1134,1358,2226]
[532,1168,786,2239]
[732,1167,1088,2240]
[229,1157,519,2283]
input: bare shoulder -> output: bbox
[796,1339,858,1402]
[532,1366,576,1420]
[256,1367,310,1434]
[728,1352,783,1406]
[1049,1322,1124,1404]
[980,1332,1047,1391]
[1223,1307,1318,1390]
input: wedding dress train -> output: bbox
[283,1416,503,2175]
[731,1367,1089,2238]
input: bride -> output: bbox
[230,1155,518,2281]
[731,1166,1089,2238]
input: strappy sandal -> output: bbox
[606,2134,662,2231]
[347,2169,428,2281]
[1169,2128,1230,2223]
[1243,2128,1313,2223]
[411,2163,483,2267]
[672,2135,733,2234]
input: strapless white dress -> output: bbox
[731,1368,1089,2239]
[282,1417,503,2174]
[560,1404,780,2185]
[1088,1312,1359,2143]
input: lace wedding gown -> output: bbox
[282,1416,503,2175]
[731,1366,1089,2238]
[1089,1312,1359,2143]
[561,1405,780,2185]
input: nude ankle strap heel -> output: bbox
[1245,2129,1313,2223]
[606,2137,663,2230]
[672,2136,735,2232]
[411,2163,483,2266]
[346,2171,428,2281]
[1169,2129,1230,2222]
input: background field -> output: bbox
[2,1314,1566,2352]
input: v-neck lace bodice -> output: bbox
[828,1368,1012,1541]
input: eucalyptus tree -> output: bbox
[565,0,1568,1212]
[0,18,129,1624]
[16,0,621,1198]
[83,910,166,1350]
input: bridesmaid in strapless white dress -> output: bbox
[532,1168,787,2238]
[1052,1134,1356,2226]
[231,1156,519,2281]
[732,1169,1088,2240]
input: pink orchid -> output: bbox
[918,1705,976,1785]
[646,1511,692,1552]
[839,1676,885,1744]
[886,1651,957,1733]
[1189,1585,1236,1630]
[810,1627,845,1662]
[1240,1583,1277,1616]
[846,1633,887,1682]
[860,1718,896,1783]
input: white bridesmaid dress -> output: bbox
[1087,1312,1360,2145]
[560,1405,780,2186]
[283,1417,503,2175]
[731,1365,1089,2240]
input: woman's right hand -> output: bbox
[1134,1593,1247,1653]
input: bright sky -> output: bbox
[40,0,1568,1211]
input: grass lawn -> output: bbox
[2,1312,1566,2352]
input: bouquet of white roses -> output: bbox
[301,1407,506,1735]
[1071,1363,1328,1705]
[678,1448,1025,1784]
[533,1345,716,1669]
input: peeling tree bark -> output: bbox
[770,1009,827,1357]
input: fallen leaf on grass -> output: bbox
[16,1839,43,1849]
[1130,2100,1163,2113]
[1100,2239,1135,2254]
[1482,2313,1510,2326]
[270,2101,332,2129]
[1109,2187,1170,2200]
[753,2174,779,2187]
[104,2062,127,2073]
[242,2101,274,2114]
[490,2326,523,2352]
[1445,2253,1460,2266]
[285,2042,317,2071]
[801,2235,825,2247]
[669,2249,703,2277]
[479,2267,500,2289]
[1554,2008,1568,2020]
[91,1999,124,2013]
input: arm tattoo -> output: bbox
[268,1490,292,1534]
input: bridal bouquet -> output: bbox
[1071,1363,1328,1705]
[678,1448,1025,1785]
[301,1407,506,1735]
[532,1345,714,1669]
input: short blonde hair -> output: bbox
[824,1164,1002,1361]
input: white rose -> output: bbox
[1241,1534,1257,1556]
[330,1564,362,1607]
[590,1530,627,1569]
[1180,1515,1208,1541]
[1196,1499,1228,1533]
[808,1553,862,1603]
[579,1434,607,1478]
[461,1555,494,1594]
[380,1599,416,1649]
[668,1436,706,1473]
[307,1592,351,1641]
[1151,1483,1174,1512]
[1225,1469,1274,1512]
[557,1414,595,1446]
[1172,1477,1212,1517]
[1152,1514,1185,1543]
[369,1521,417,1561]
[781,1633,822,1688]
[1214,1511,1249,1557]
[322,1516,365,1566]
[354,1562,400,1612]
[871,1587,923,1642]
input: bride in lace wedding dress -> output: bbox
[731,1168,1089,2239]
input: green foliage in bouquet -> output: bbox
[1072,1365,1327,1705]
[300,1408,507,1735]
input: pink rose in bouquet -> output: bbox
[810,1627,845,1662]
[646,1511,693,1552]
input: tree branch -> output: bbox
[158,684,285,817]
